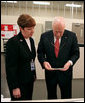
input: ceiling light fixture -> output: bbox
[65,4,82,8]
[33,1,50,5]
[1,1,17,3]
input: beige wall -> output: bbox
[1,15,84,30]
[1,7,84,79]
[73,47,84,79]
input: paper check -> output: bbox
[51,68,64,70]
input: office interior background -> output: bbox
[1,1,84,100]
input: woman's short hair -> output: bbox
[17,14,36,28]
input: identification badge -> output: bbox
[31,60,35,71]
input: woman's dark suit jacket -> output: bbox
[5,32,36,90]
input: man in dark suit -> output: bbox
[37,17,80,99]
[5,14,36,100]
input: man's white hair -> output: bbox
[52,17,65,28]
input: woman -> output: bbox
[5,14,36,100]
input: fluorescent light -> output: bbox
[33,1,50,5]
[1,1,6,2]
[1,1,7,2]
[65,4,81,8]
[7,1,17,3]
[1,1,17,3]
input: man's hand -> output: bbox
[43,61,53,70]
[13,88,21,99]
[58,61,71,71]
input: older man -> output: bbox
[37,17,80,99]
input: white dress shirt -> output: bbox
[25,38,31,51]
[54,36,61,44]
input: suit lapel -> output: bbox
[48,30,68,52]
[29,38,33,52]
[59,30,68,51]
[47,31,55,56]
[48,31,54,45]
[48,30,68,57]
[19,32,32,53]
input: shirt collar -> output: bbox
[54,36,61,43]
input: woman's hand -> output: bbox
[13,88,21,99]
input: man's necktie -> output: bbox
[55,38,60,58]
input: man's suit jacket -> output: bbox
[37,30,80,83]
[5,32,36,90]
